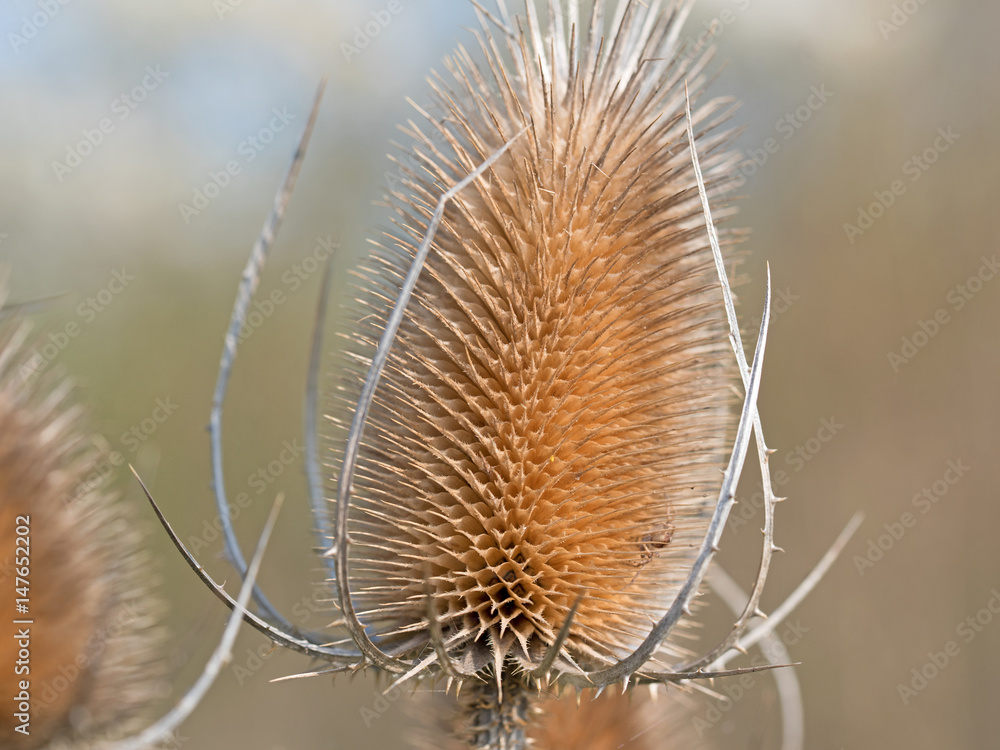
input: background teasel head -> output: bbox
[332,0,742,686]
[0,290,166,749]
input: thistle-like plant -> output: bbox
[0,288,166,750]
[108,2,860,749]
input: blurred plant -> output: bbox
[0,284,166,749]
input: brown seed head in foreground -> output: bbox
[0,295,166,749]
[331,0,742,682]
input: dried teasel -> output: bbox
[122,1,862,748]
[0,287,166,749]
[325,0,779,727]
[338,0,741,673]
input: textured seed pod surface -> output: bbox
[331,0,740,682]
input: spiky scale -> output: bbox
[328,3,742,742]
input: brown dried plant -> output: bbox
[56,2,861,749]
[0,289,165,749]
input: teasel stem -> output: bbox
[462,672,534,750]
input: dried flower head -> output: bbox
[0,292,165,748]
[122,1,859,748]
[336,0,737,679]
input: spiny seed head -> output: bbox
[0,295,166,748]
[331,0,740,682]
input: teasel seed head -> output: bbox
[331,0,741,688]
[0,289,166,748]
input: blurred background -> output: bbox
[2,0,998,748]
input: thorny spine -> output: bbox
[462,673,533,750]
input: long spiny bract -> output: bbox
[332,0,742,688]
